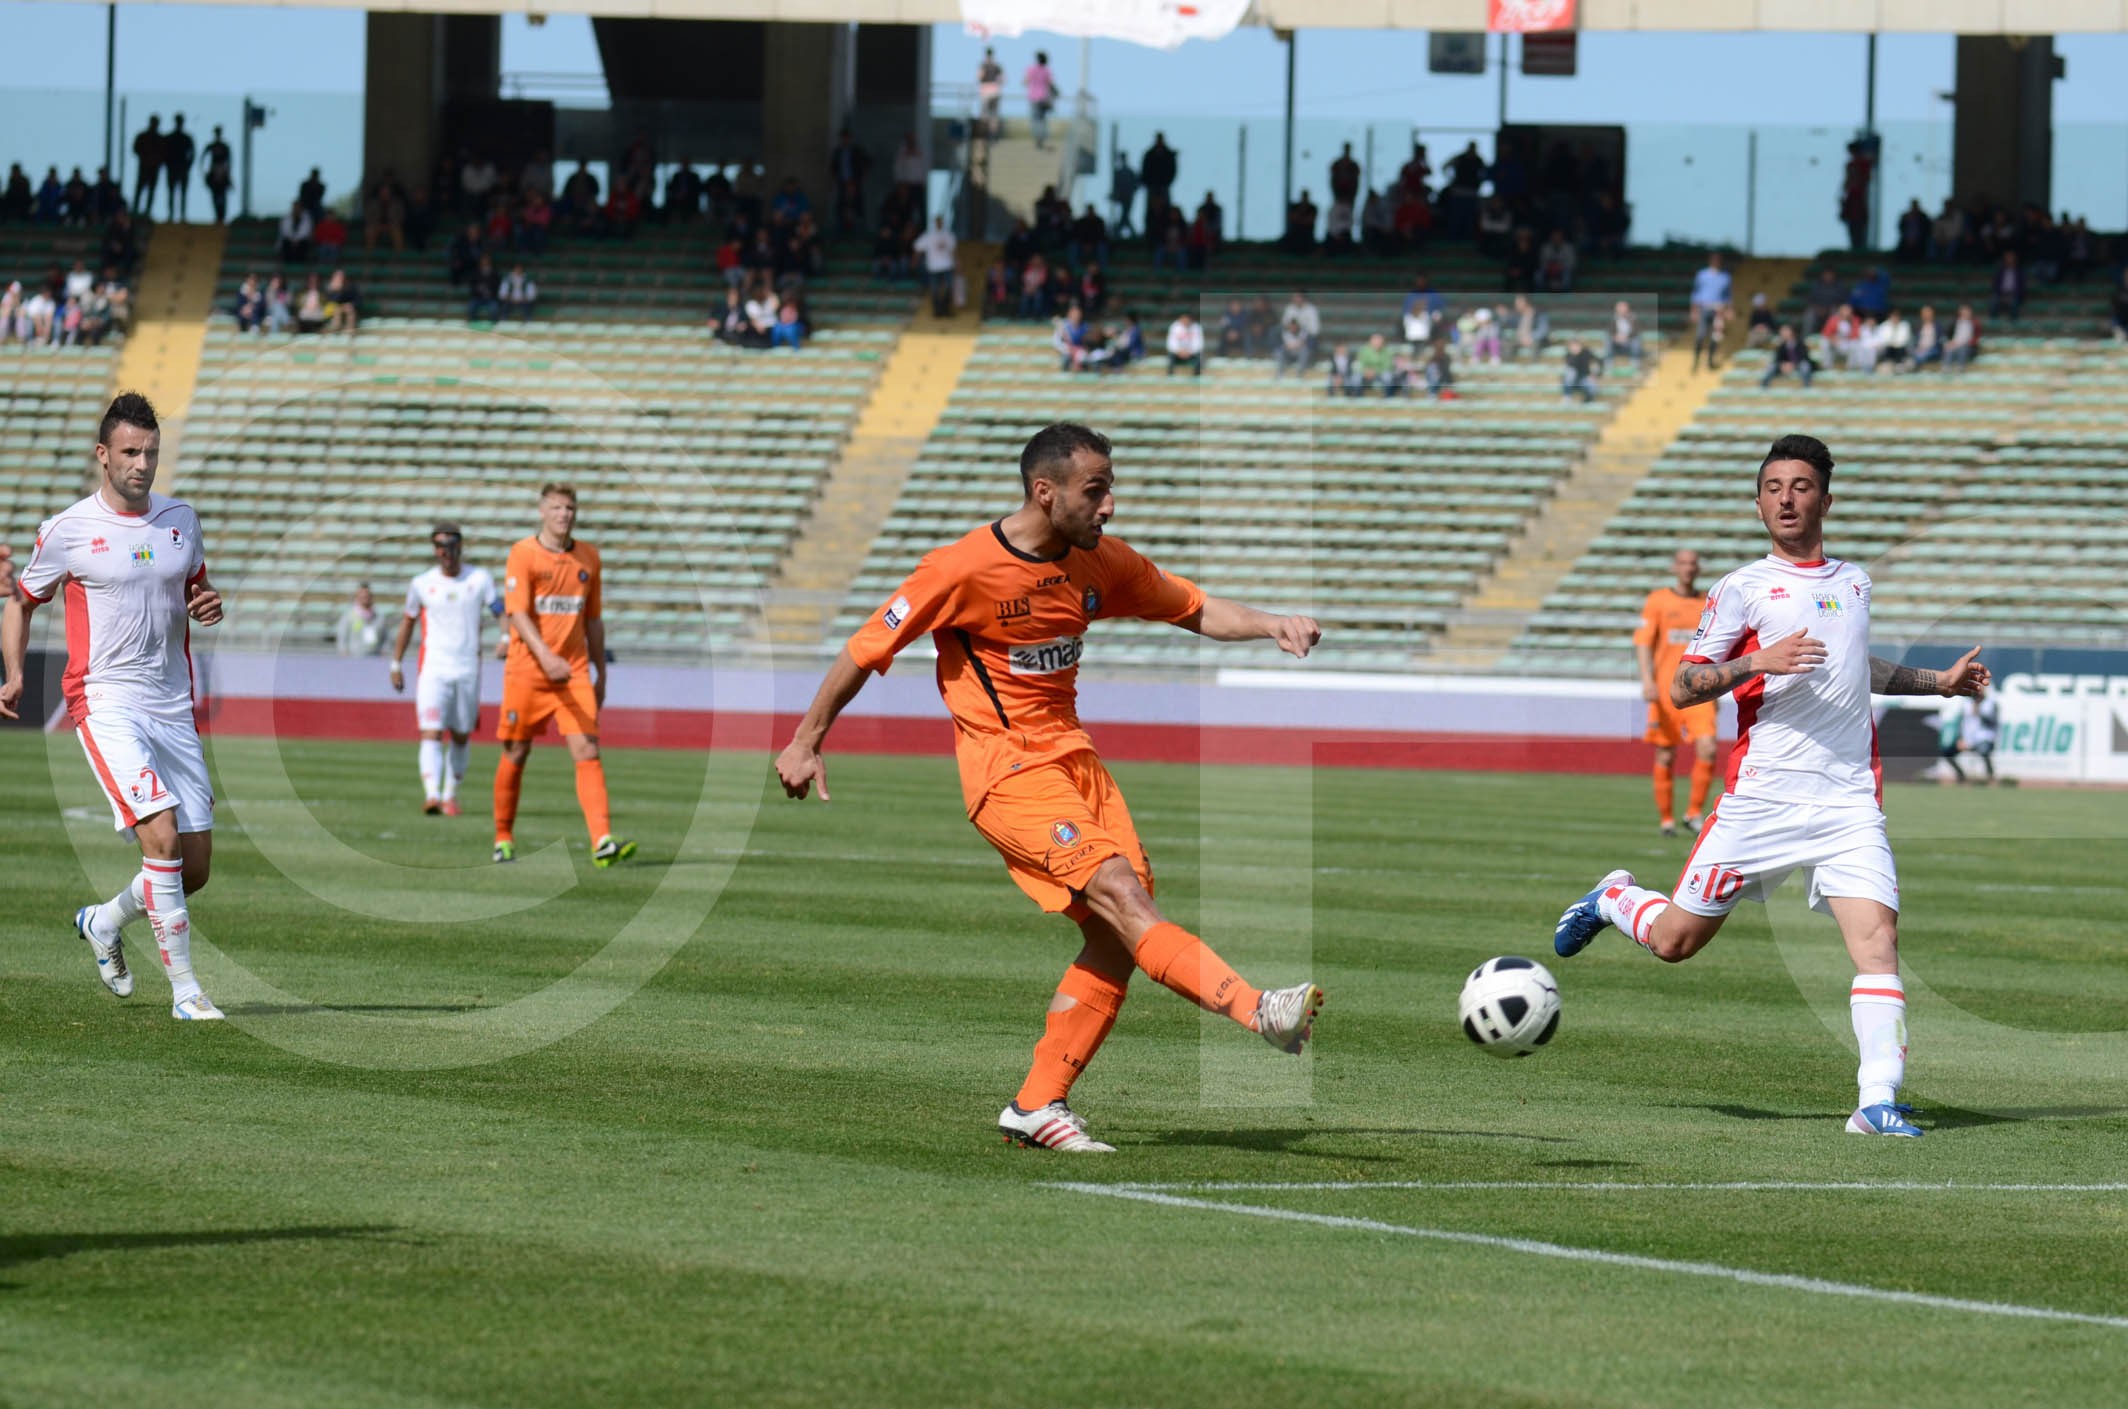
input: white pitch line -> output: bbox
[1087,1179,2128,1194]
[1048,1183,2128,1331]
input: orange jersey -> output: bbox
[504,535,602,680]
[847,521,1206,815]
[1636,586,1707,682]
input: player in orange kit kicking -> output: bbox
[493,482,634,867]
[776,423,1325,1153]
[1637,548,1719,837]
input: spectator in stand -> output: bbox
[1244,295,1275,355]
[1537,228,1577,292]
[1107,152,1139,238]
[869,220,906,281]
[1946,304,1979,371]
[461,151,498,212]
[977,48,1005,140]
[1165,311,1203,376]
[1016,252,1049,318]
[2111,271,2128,343]
[263,274,292,334]
[893,134,927,218]
[1024,52,1057,150]
[323,269,360,334]
[498,264,537,322]
[1043,259,1076,317]
[1053,302,1090,372]
[771,298,805,350]
[1461,305,1501,364]
[1503,228,1538,291]
[1152,209,1189,271]
[1217,298,1248,357]
[1608,300,1644,366]
[1140,133,1179,236]
[1194,191,1223,253]
[1821,302,1860,368]
[314,208,347,263]
[1476,196,1513,255]
[61,168,91,226]
[1398,141,1431,202]
[743,279,781,344]
[1909,305,1943,369]
[1359,186,1394,253]
[667,163,704,223]
[447,222,483,284]
[1282,190,1318,254]
[91,167,123,222]
[466,256,500,323]
[1328,143,1361,213]
[1560,339,1601,402]
[277,201,314,264]
[1875,307,1912,371]
[0,281,21,342]
[364,178,408,251]
[521,149,554,202]
[1509,295,1549,361]
[1325,343,1360,397]
[1392,182,1432,248]
[711,287,750,344]
[131,116,163,216]
[1928,199,1965,262]
[1273,318,1312,379]
[1991,251,2025,320]
[1,164,30,222]
[33,167,62,224]
[1760,325,1814,388]
[1896,199,1929,260]
[295,273,327,334]
[1801,269,1841,332]
[1840,140,1874,251]
[298,167,327,218]
[1079,263,1107,318]
[604,180,643,239]
[1355,334,1404,397]
[1850,265,1890,317]
[518,188,552,254]
[1323,193,1356,255]
[1423,340,1455,398]
[1069,205,1110,269]
[163,115,195,222]
[562,162,599,231]
[1689,251,1732,372]
[1848,316,1881,373]
[1276,292,1320,371]
[913,214,957,318]
[63,260,94,304]
[21,283,57,344]
[337,585,386,656]
[233,273,265,332]
[1745,292,1777,349]
[1442,141,1488,238]
[1093,313,1144,373]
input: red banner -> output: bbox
[1489,0,1576,33]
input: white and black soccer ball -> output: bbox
[1458,956,1561,1057]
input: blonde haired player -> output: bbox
[1637,548,1718,836]
[492,484,634,867]
[1,393,228,1019]
[389,522,503,815]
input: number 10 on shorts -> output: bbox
[1685,864,1746,906]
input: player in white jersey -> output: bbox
[1552,435,1988,1137]
[0,392,228,1020]
[388,522,502,815]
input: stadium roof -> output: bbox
[45,1,2128,33]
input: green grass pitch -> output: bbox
[3,729,2126,1407]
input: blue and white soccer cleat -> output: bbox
[75,905,134,999]
[1846,1102,1924,1137]
[171,993,226,1022]
[1554,869,1634,958]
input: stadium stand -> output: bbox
[0,225,120,572]
[182,219,904,656]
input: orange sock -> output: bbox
[493,755,524,841]
[1014,963,1128,1110]
[1688,757,1715,817]
[574,758,612,843]
[1652,762,1675,825]
[1132,921,1261,1026]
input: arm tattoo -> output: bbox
[1674,656,1761,707]
[1870,657,1940,695]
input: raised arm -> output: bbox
[774,646,874,801]
[1870,646,1989,698]
[1179,594,1320,659]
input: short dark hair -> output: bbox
[98,391,158,445]
[539,482,577,502]
[1759,434,1835,491]
[432,521,463,542]
[1018,422,1111,495]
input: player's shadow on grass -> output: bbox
[222,1002,484,1017]
[1139,1125,1573,1158]
[1688,1102,2127,1130]
[0,1225,403,1290]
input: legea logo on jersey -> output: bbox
[1813,592,1843,616]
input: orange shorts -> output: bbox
[497,673,599,741]
[970,751,1152,915]
[1646,698,1718,748]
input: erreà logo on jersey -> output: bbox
[1009,635,1083,675]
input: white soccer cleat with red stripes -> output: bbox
[998,1100,1115,1153]
[74,905,134,998]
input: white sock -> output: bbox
[1597,881,1670,949]
[419,738,444,801]
[140,858,201,1003]
[1851,973,1907,1108]
[443,739,469,801]
[92,871,148,938]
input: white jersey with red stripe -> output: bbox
[403,565,500,680]
[17,490,206,724]
[1682,554,1878,808]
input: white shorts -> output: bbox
[1671,794,1899,918]
[415,671,480,735]
[77,710,214,834]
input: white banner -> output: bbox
[962,0,1250,51]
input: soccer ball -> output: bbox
[1458,956,1561,1058]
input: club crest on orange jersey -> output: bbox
[1082,585,1100,615]
[1051,820,1081,847]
